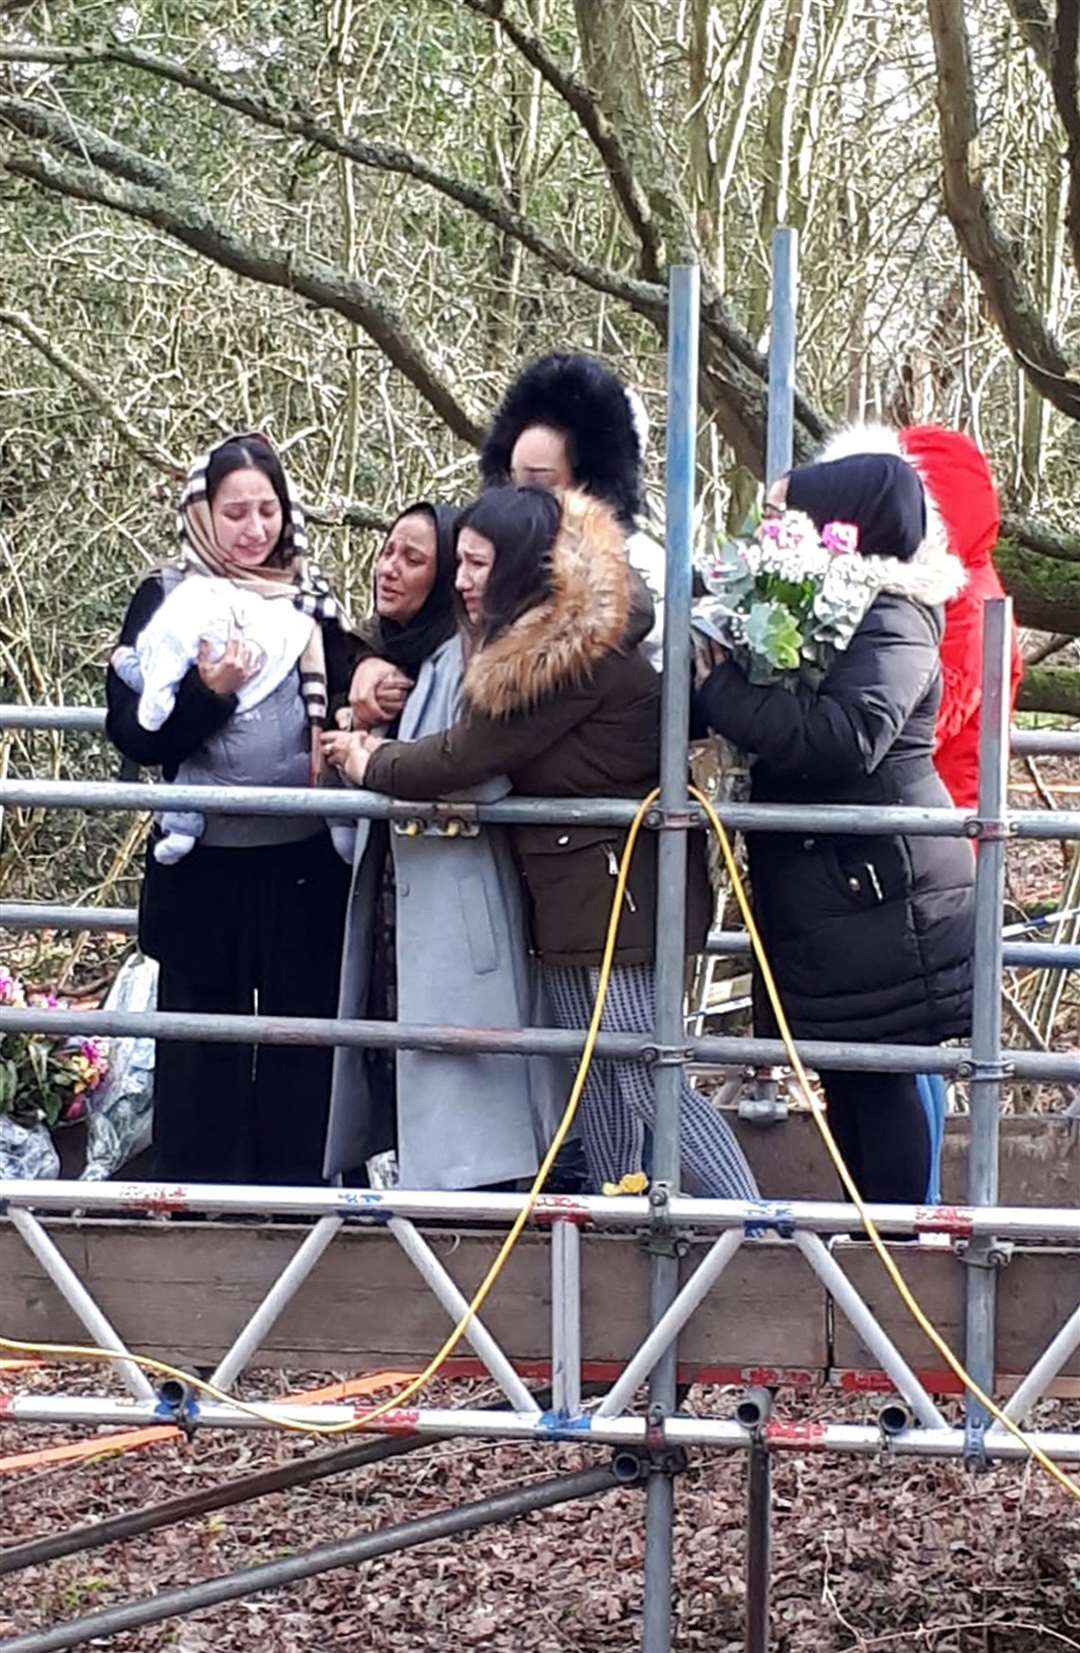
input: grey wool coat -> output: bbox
[324,634,565,1190]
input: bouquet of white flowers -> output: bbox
[691,509,875,800]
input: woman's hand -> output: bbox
[349,657,413,728]
[198,635,262,697]
[322,729,381,787]
[692,636,727,690]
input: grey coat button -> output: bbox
[398,881,410,897]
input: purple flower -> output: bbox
[821,520,859,556]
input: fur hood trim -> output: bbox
[816,421,966,607]
[463,489,630,719]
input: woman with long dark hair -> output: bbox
[324,485,757,1201]
[324,501,562,1192]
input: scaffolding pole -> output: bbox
[964,598,1012,1464]
[641,259,700,1653]
[0,1463,637,1653]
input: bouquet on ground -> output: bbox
[0,965,110,1131]
[691,509,875,799]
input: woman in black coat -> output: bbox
[694,454,974,1203]
[105,433,357,1186]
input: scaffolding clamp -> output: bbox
[640,1180,688,1261]
[642,1403,689,1476]
[963,1415,990,1473]
[155,1379,199,1441]
[641,1043,693,1068]
[955,1056,1014,1083]
[964,815,1014,842]
[744,1200,796,1240]
[958,1235,1014,1271]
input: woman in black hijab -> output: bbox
[695,454,975,1205]
[324,501,458,1183]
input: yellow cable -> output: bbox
[691,784,1080,1501]
[6,780,1079,1496]
[0,792,659,1438]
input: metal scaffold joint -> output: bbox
[964,816,1016,842]
[956,1057,1014,1083]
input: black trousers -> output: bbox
[817,1069,930,1206]
[140,831,349,1185]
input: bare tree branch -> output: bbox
[0,45,830,469]
[0,43,666,317]
[0,306,387,530]
[0,93,181,192]
[1002,509,1080,565]
[458,0,666,281]
[0,308,185,476]
[1001,0,1055,73]
[1051,0,1080,276]
[0,114,484,447]
[926,0,1080,421]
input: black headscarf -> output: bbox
[360,501,459,676]
[786,454,926,562]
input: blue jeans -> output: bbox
[915,1072,947,1204]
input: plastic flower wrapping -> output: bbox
[693,509,873,684]
[691,509,875,801]
[0,967,111,1130]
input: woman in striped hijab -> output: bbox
[105,432,359,1189]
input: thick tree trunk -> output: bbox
[995,534,1080,634]
[1016,664,1080,717]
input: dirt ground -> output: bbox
[2,1370,1080,1652]
[3,753,1080,1649]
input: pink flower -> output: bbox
[0,967,25,1008]
[759,518,782,542]
[821,521,859,556]
[64,1097,86,1122]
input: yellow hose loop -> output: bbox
[0,792,660,1438]
[690,784,1080,1501]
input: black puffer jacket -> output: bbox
[695,576,974,1045]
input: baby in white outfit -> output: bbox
[112,577,315,864]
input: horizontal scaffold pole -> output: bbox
[4,703,1077,756]
[0,1003,1078,1082]
[2,1181,1080,1239]
[0,1464,632,1653]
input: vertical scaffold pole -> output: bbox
[641,263,699,1653]
[964,596,1012,1462]
[765,227,799,486]
[743,225,798,1653]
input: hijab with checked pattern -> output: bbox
[175,432,353,779]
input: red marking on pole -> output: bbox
[763,1419,827,1450]
[352,1406,420,1435]
[121,1184,189,1215]
[531,1196,591,1227]
[0,1393,11,1415]
[913,1205,974,1238]
[839,1370,894,1395]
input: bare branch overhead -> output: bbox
[0,41,666,317]
[926,0,1080,421]
[0,308,184,477]
[1050,0,1080,276]
[458,0,666,281]
[1001,0,1055,74]
[0,106,485,448]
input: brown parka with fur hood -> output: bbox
[363,490,712,967]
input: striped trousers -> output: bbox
[544,961,759,1200]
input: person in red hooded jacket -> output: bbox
[898,426,1023,811]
